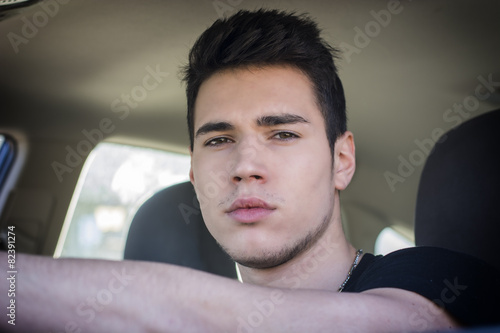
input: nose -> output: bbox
[230,138,267,184]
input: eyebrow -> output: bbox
[195,121,234,139]
[256,114,309,127]
[194,113,309,139]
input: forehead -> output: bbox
[193,66,321,126]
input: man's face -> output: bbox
[190,66,342,269]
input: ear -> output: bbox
[189,147,195,186]
[333,131,356,191]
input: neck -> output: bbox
[236,213,358,292]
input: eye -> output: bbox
[204,136,233,147]
[272,131,299,141]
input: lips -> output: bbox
[226,198,276,223]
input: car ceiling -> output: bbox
[1,0,499,233]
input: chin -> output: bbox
[231,251,294,269]
[222,238,304,270]
[228,215,332,269]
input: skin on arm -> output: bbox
[0,252,458,333]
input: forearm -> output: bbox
[0,252,324,332]
[0,252,241,332]
[0,252,457,332]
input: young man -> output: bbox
[2,9,499,332]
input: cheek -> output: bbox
[191,157,214,209]
[280,142,332,185]
[191,154,232,219]
[277,146,333,214]
[198,164,230,192]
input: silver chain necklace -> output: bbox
[337,249,363,293]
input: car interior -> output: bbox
[0,0,499,329]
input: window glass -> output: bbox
[0,134,16,193]
[374,226,414,255]
[56,143,190,260]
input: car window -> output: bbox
[55,142,190,260]
[374,226,414,255]
[0,134,16,193]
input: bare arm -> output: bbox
[0,252,458,332]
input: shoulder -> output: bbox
[344,246,500,326]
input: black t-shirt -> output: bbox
[343,246,500,327]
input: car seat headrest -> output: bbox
[415,109,500,271]
[124,181,237,278]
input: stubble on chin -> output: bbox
[222,213,332,270]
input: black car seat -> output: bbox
[124,181,237,278]
[414,108,500,271]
